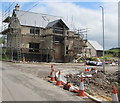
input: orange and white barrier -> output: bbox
[112,86,119,102]
[50,69,56,81]
[78,77,86,97]
[56,71,63,86]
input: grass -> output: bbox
[106,49,119,53]
[0,55,9,61]
[99,54,118,61]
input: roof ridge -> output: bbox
[14,10,69,29]
[17,10,63,18]
[48,19,61,23]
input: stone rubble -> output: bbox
[65,70,119,98]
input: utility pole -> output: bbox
[100,6,105,73]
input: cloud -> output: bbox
[0,0,119,2]
[1,1,118,49]
[30,2,118,49]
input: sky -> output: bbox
[0,0,119,50]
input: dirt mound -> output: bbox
[65,70,119,98]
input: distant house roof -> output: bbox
[88,40,103,51]
[46,19,69,30]
[14,10,69,28]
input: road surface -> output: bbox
[2,61,84,101]
[1,61,118,101]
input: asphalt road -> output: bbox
[2,61,85,101]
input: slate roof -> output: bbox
[46,19,60,28]
[14,10,69,28]
[88,40,103,51]
[46,19,69,29]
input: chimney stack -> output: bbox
[15,4,20,11]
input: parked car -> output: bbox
[86,60,102,66]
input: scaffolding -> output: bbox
[2,8,22,61]
[1,4,88,63]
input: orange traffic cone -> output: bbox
[64,82,71,90]
[85,67,90,72]
[22,57,26,62]
[84,64,89,72]
[56,71,63,86]
[85,67,88,72]
[69,86,78,93]
[51,64,54,68]
[50,65,54,77]
[112,86,119,102]
[87,68,90,72]
[50,69,55,81]
[78,77,86,97]
[64,82,78,93]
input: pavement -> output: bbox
[1,61,84,101]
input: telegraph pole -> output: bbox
[100,6,105,73]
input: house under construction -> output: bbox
[1,4,87,62]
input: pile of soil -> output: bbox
[65,70,119,98]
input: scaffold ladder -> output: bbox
[16,33,21,61]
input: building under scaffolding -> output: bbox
[1,4,88,62]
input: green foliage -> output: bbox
[0,38,3,43]
[1,55,9,61]
[105,48,119,57]
[89,57,98,61]
[0,36,5,44]
[0,48,9,61]
[2,48,9,61]
[99,56,109,61]
[0,36,9,61]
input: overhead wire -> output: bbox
[2,1,41,61]
[4,1,16,13]
[19,1,41,17]
[2,1,40,22]
[2,1,16,17]
[17,1,41,62]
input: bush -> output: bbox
[89,57,98,61]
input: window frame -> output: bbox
[29,42,40,52]
[30,27,40,35]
